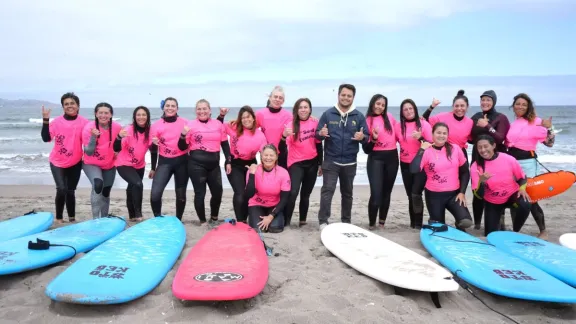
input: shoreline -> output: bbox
[0,184,575,324]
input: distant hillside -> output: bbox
[0,98,60,109]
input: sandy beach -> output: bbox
[0,184,575,324]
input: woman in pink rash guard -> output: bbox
[178,99,231,225]
[394,99,432,229]
[362,94,398,229]
[245,144,291,233]
[149,97,189,220]
[216,106,267,223]
[422,90,474,163]
[41,92,89,223]
[505,93,554,239]
[256,86,292,169]
[410,122,473,230]
[471,134,532,236]
[81,103,122,219]
[113,106,157,222]
[278,98,323,227]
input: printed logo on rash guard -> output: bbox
[425,163,448,184]
[55,134,73,157]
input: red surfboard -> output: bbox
[526,170,576,203]
[172,221,269,301]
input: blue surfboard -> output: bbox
[420,223,576,303]
[487,231,576,287]
[0,211,54,242]
[45,215,186,304]
[0,216,126,275]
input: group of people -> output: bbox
[41,84,555,239]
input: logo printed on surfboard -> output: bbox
[341,232,368,238]
[513,241,545,247]
[194,272,244,282]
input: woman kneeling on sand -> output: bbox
[245,144,291,233]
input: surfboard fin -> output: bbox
[24,209,37,215]
[430,292,441,308]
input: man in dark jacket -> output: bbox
[315,84,370,230]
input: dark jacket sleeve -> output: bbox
[315,142,323,165]
[150,144,158,171]
[245,174,256,198]
[487,115,510,145]
[41,119,51,142]
[177,134,188,151]
[315,112,328,141]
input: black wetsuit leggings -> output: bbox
[367,150,399,226]
[483,193,531,236]
[285,158,319,226]
[424,189,472,225]
[150,155,188,219]
[117,166,145,219]
[187,151,223,223]
[226,158,255,222]
[49,161,82,220]
[248,205,285,233]
[400,161,425,228]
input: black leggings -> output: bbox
[248,205,285,233]
[117,166,145,219]
[150,155,188,219]
[188,157,223,223]
[367,150,399,226]
[484,193,531,236]
[285,159,319,226]
[424,189,472,226]
[226,159,254,222]
[400,161,425,228]
[49,161,82,220]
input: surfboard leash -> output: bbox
[452,270,521,324]
[27,238,78,260]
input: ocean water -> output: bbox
[0,105,574,190]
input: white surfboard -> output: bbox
[320,223,458,308]
[559,233,576,250]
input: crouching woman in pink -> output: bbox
[245,144,291,233]
[471,134,532,236]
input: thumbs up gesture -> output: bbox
[541,116,552,129]
[118,128,128,138]
[477,114,489,128]
[319,124,330,137]
[371,126,380,141]
[181,125,190,135]
[352,127,365,141]
[282,123,293,137]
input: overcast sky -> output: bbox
[1,0,575,108]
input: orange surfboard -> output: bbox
[526,170,576,203]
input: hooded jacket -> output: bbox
[315,104,369,165]
[469,90,510,161]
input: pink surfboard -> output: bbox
[172,221,269,301]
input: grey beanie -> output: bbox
[480,90,497,107]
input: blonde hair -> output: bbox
[196,99,211,109]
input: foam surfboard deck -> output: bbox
[321,223,458,307]
[487,231,576,287]
[0,211,54,243]
[172,221,269,301]
[45,216,186,304]
[0,216,126,276]
[420,223,576,303]
[559,233,576,251]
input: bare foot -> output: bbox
[135,217,143,222]
[368,225,375,231]
[55,219,64,224]
[299,221,307,227]
[537,230,549,241]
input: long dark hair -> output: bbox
[292,98,313,140]
[365,94,392,133]
[511,93,536,123]
[132,106,151,142]
[475,134,497,172]
[399,99,422,139]
[94,103,114,147]
[234,105,257,138]
[433,122,453,161]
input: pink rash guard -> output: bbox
[186,119,227,152]
[256,108,292,149]
[470,152,526,204]
[225,122,267,161]
[286,118,321,168]
[150,116,189,158]
[247,165,291,207]
[419,143,467,192]
[82,121,122,170]
[505,117,548,152]
[428,112,473,149]
[48,115,90,168]
[115,125,153,169]
[366,113,398,151]
[395,119,433,163]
